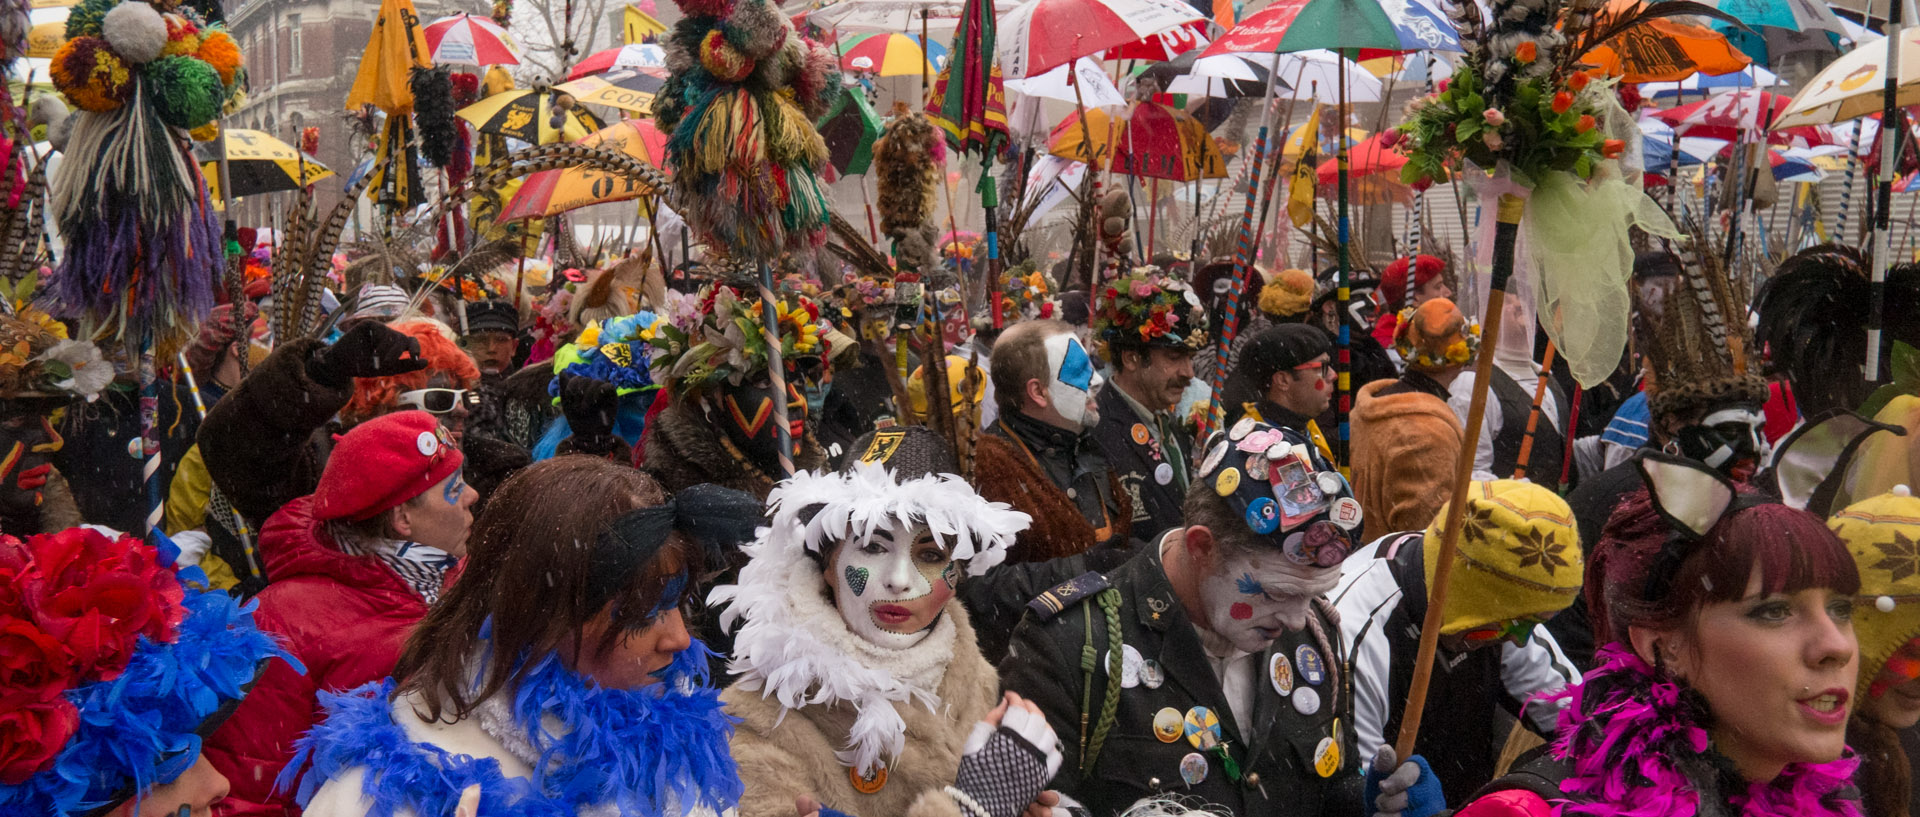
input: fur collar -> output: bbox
[709,463,1029,776]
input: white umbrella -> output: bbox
[799,0,1019,32]
[1235,50,1381,103]
[1005,58,1127,106]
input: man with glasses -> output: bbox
[1333,480,1584,807]
[1229,324,1336,462]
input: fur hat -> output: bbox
[1393,298,1479,372]
[1421,479,1583,635]
[1830,486,1920,703]
[1640,226,1769,424]
[1380,254,1445,310]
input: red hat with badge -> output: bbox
[312,410,464,522]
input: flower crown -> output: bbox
[551,312,666,399]
[649,283,827,391]
[1392,304,1481,369]
[997,262,1054,321]
[1094,266,1208,355]
[0,307,111,403]
[0,528,285,814]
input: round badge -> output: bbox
[1228,417,1257,441]
[1313,736,1341,778]
[1153,707,1183,743]
[1198,441,1229,477]
[1295,644,1327,686]
[1179,752,1209,786]
[416,431,440,457]
[1316,472,1345,496]
[126,437,145,458]
[1141,659,1165,689]
[1265,442,1291,462]
[1331,497,1364,531]
[1244,497,1280,535]
[1155,462,1174,485]
[1270,653,1295,696]
[849,761,888,793]
[1293,685,1322,716]
[1214,467,1241,497]
[1244,454,1269,482]
[1131,423,1151,445]
[1103,647,1142,688]
[1183,707,1222,750]
[1282,530,1311,565]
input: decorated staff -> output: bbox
[1389,0,1694,761]
[654,0,840,477]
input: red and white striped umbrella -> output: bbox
[567,44,669,80]
[998,0,1204,79]
[424,13,521,66]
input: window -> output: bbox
[288,14,303,76]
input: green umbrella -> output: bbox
[1275,0,1403,53]
[816,89,883,176]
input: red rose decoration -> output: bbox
[0,700,78,785]
[16,529,186,683]
[0,618,74,707]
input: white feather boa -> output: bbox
[708,462,1031,776]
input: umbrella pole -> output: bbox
[1511,341,1557,482]
[757,261,795,477]
[1148,177,1158,259]
[1334,59,1350,473]
[862,175,881,244]
[1872,0,1907,380]
[1199,50,1283,438]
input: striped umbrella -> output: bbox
[838,32,947,76]
[424,12,522,66]
[567,43,668,80]
[997,0,1204,79]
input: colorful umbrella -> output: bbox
[927,0,1009,153]
[345,0,433,114]
[1698,0,1843,35]
[998,0,1204,78]
[1201,0,1459,59]
[1642,64,1780,97]
[837,32,946,76]
[1048,107,1125,167]
[567,44,668,80]
[1315,130,1401,184]
[1103,20,1210,60]
[1005,58,1127,106]
[554,69,665,115]
[1578,10,1750,82]
[498,120,668,221]
[1111,100,1225,181]
[457,90,601,144]
[817,86,884,175]
[424,12,522,66]
[195,130,335,198]
[1774,26,1920,128]
[804,0,1019,33]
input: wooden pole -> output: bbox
[1510,341,1557,482]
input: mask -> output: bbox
[0,404,65,535]
[1043,332,1102,429]
[829,519,958,649]
[1196,546,1337,654]
[1675,404,1768,477]
[715,371,809,471]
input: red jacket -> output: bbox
[204,496,431,817]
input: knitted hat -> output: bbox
[350,283,410,322]
[312,411,465,522]
[1422,480,1583,635]
[1258,268,1316,320]
[185,301,259,375]
[1093,266,1209,359]
[1829,486,1920,703]
[1393,298,1479,372]
[1193,419,1365,561]
[1380,254,1445,310]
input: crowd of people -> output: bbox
[4,236,1920,817]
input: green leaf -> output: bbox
[1859,341,1920,417]
[1456,120,1482,143]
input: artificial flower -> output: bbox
[1513,41,1536,63]
[1552,91,1574,114]
[1483,108,1506,127]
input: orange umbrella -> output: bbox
[1048,107,1125,168]
[498,120,669,221]
[1315,131,1404,184]
[345,0,433,114]
[1579,1,1750,83]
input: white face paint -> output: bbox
[1196,546,1337,653]
[828,519,959,650]
[1043,332,1103,430]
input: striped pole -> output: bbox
[176,353,210,419]
[1200,53,1283,438]
[1334,62,1352,471]
[756,263,795,478]
[1872,0,1906,380]
[140,343,163,538]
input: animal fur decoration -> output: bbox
[43,0,242,352]
[653,0,842,263]
[410,66,458,169]
[873,108,944,273]
[1098,188,1134,263]
[1642,223,1767,423]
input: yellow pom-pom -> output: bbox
[189,121,220,141]
[50,37,133,112]
[698,29,754,83]
[195,30,241,84]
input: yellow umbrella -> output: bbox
[497,119,668,220]
[26,16,65,58]
[553,69,665,116]
[1047,107,1123,167]
[458,89,599,144]
[345,0,432,114]
[1279,120,1368,160]
[196,129,334,199]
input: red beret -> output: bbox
[313,411,465,522]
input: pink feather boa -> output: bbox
[1542,645,1862,817]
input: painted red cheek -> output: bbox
[1230,602,1253,620]
[1312,378,1327,391]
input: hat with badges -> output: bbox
[312,411,465,523]
[1194,419,1364,561]
[1421,480,1582,634]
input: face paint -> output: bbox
[1676,404,1768,477]
[715,375,810,469]
[1197,548,1330,653]
[0,404,65,527]
[1042,332,1102,430]
[443,473,468,506]
[828,519,956,649]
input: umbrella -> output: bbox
[194,129,335,198]
[1774,26,1920,129]
[1280,118,1367,160]
[1315,130,1401,184]
[1005,57,1126,106]
[1652,89,1835,145]
[998,0,1204,79]
[1110,100,1224,181]
[804,0,1019,33]
[345,0,433,114]
[458,89,601,143]
[1144,51,1271,98]
[498,119,668,221]
[1047,106,1126,166]
[1200,0,1459,59]
[1577,13,1750,82]
[424,12,521,66]
[1642,64,1780,97]
[1269,50,1382,102]
[816,86,884,174]
[838,31,945,76]
[1103,20,1209,60]
[568,44,667,80]
[554,69,665,115]
[1697,0,1843,35]
[25,17,62,57]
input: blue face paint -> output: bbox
[1057,337,1094,391]
[649,571,689,618]
[443,474,466,506]
[1235,573,1263,595]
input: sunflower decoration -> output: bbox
[550,311,666,399]
[0,306,111,402]
[648,282,828,393]
[1093,265,1208,360]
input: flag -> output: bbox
[346,0,432,114]
[623,5,667,43]
[1288,103,1321,228]
[926,0,1009,155]
[1211,0,1235,28]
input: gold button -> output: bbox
[1246,772,1261,787]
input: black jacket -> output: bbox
[1092,385,1190,543]
[999,547,1362,817]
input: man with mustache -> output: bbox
[1092,268,1209,541]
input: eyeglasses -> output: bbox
[397,388,480,414]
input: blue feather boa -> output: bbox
[286,641,742,817]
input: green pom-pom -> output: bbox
[145,55,222,129]
[65,0,122,39]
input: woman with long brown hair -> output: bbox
[283,456,762,817]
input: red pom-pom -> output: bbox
[450,72,480,107]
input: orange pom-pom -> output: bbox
[161,14,202,57]
[50,36,133,112]
[196,30,241,84]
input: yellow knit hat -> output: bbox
[1259,268,1315,318]
[1423,480,1583,634]
[1829,486,1920,703]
